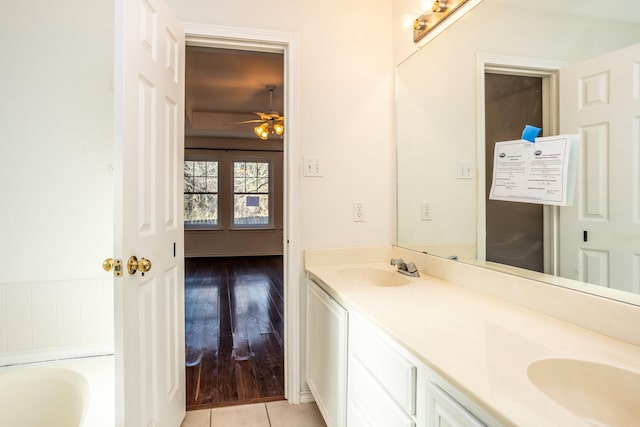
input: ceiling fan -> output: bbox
[231,84,284,140]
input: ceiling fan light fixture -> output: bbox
[236,85,284,140]
[273,121,284,136]
[254,122,270,140]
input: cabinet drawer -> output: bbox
[349,317,417,415]
[427,382,485,427]
[348,356,416,427]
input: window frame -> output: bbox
[184,151,222,230]
[183,150,276,231]
[230,156,274,230]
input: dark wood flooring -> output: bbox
[185,256,285,410]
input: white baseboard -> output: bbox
[298,389,315,404]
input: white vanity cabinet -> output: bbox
[305,275,496,427]
[347,312,492,427]
[347,314,418,427]
[306,278,348,427]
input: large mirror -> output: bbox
[397,0,640,304]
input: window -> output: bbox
[184,160,218,226]
[233,161,270,226]
[184,153,276,231]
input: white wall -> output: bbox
[395,0,640,256]
[0,0,114,361]
[168,0,396,251]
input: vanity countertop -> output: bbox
[306,261,640,427]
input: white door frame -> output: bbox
[475,53,565,274]
[181,23,303,403]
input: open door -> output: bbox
[559,42,640,293]
[113,0,186,425]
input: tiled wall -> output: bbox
[0,277,114,365]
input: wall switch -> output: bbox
[420,201,431,221]
[353,202,365,222]
[303,157,323,177]
[456,161,473,179]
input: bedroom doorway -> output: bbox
[183,46,286,409]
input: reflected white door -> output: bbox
[559,42,640,293]
[113,0,186,425]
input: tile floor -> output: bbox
[180,401,326,427]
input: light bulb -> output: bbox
[274,121,284,136]
[401,14,415,29]
[254,123,269,140]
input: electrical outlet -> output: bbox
[421,201,431,221]
[353,202,365,222]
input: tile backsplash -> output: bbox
[0,277,114,365]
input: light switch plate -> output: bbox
[353,202,365,222]
[420,201,431,221]
[304,157,323,177]
[456,161,473,179]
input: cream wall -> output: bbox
[0,0,114,361]
[168,0,396,251]
[1,0,114,283]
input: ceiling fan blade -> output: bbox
[254,112,276,120]
[223,119,265,125]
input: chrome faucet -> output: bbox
[390,258,420,277]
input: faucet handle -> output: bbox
[406,262,418,273]
[390,258,404,266]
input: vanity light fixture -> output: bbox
[413,17,428,31]
[413,0,470,43]
[432,0,446,12]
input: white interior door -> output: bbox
[114,0,186,425]
[559,42,640,293]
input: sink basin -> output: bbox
[527,358,640,426]
[339,268,410,287]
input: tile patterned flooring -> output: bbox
[181,401,326,427]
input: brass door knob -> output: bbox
[128,256,152,275]
[103,258,114,272]
[103,258,123,277]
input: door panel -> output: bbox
[559,42,640,293]
[114,0,185,424]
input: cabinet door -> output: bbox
[348,356,416,427]
[427,382,485,427]
[350,316,417,415]
[306,279,348,427]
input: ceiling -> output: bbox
[185,47,284,139]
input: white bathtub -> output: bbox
[0,355,114,427]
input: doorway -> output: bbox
[183,45,286,408]
[484,73,544,272]
[476,55,563,274]
[112,11,302,423]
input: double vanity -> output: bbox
[305,247,640,427]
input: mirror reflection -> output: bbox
[396,0,640,302]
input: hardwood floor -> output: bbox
[185,256,285,410]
